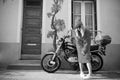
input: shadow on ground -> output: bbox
[55,70,120,79]
[95,71,120,79]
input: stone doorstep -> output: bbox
[6,60,42,70]
[21,54,41,60]
[6,59,72,70]
[3,60,120,72]
[0,66,7,71]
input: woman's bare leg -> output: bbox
[79,62,85,77]
[86,62,92,78]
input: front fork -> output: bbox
[48,45,61,65]
[51,44,61,61]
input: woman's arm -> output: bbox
[75,29,78,37]
[82,31,91,54]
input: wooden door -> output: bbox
[21,0,42,60]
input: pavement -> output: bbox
[0,70,120,80]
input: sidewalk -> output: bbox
[0,70,120,80]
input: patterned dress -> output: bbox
[74,28,92,63]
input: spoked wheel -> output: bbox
[41,54,61,73]
[91,53,103,72]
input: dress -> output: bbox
[74,28,91,63]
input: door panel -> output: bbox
[22,49,41,54]
[73,2,81,28]
[23,28,41,34]
[23,34,41,43]
[24,18,42,26]
[21,0,42,57]
[25,8,42,17]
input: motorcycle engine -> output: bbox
[64,49,78,62]
[68,57,78,62]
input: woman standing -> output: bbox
[74,19,92,79]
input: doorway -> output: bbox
[21,0,42,60]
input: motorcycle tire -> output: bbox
[41,54,61,73]
[91,52,103,72]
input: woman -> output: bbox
[74,19,92,79]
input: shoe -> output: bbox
[80,73,85,78]
[83,74,92,79]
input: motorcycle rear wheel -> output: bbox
[91,52,103,72]
[41,54,61,73]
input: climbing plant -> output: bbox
[47,0,66,50]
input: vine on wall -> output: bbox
[47,0,66,50]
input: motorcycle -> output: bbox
[41,33,111,73]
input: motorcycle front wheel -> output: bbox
[41,54,61,73]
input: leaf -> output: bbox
[51,4,61,13]
[54,19,66,32]
[47,31,55,38]
[58,0,64,5]
[47,13,53,18]
[54,0,64,5]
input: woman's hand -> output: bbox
[81,51,86,56]
[81,50,86,56]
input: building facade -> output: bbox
[0,0,120,71]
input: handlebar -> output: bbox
[58,35,70,43]
[63,35,70,39]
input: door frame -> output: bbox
[20,0,43,59]
[71,0,97,38]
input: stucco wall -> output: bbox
[41,0,71,54]
[0,0,22,42]
[0,0,22,67]
[42,0,71,44]
[97,0,120,71]
[98,0,120,44]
